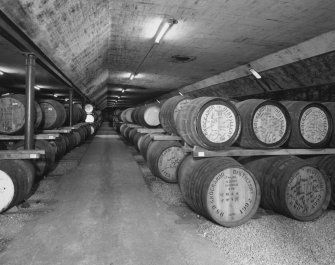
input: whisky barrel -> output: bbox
[119,124,128,136]
[39,99,67,129]
[133,132,145,151]
[76,127,88,143]
[123,126,132,140]
[72,131,82,146]
[159,96,193,135]
[176,97,241,150]
[0,160,35,213]
[64,104,87,125]
[304,155,335,209]
[281,101,332,148]
[240,156,331,221]
[62,133,76,152]
[139,134,154,159]
[147,141,186,183]
[178,155,260,227]
[76,104,87,123]
[131,107,140,124]
[84,104,94,114]
[234,99,291,148]
[136,104,161,128]
[85,114,95,123]
[0,94,43,134]
[322,102,335,147]
[120,109,128,123]
[128,128,138,143]
[13,140,56,178]
[136,133,147,152]
[125,108,135,123]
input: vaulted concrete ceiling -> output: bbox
[1,0,335,108]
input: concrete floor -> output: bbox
[0,123,225,265]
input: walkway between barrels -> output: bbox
[0,123,224,265]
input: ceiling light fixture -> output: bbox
[249,68,262,79]
[155,19,178,44]
[64,98,69,101]
[121,89,125,93]
[156,99,160,103]
[54,94,58,98]
[129,73,136,80]
[179,92,183,96]
[34,85,41,90]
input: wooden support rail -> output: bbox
[192,146,335,157]
[0,134,59,140]
[0,150,45,159]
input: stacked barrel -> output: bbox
[117,95,335,226]
[84,104,102,123]
[0,94,100,213]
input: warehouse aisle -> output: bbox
[0,123,224,265]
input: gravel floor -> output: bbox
[0,143,89,255]
[129,144,335,265]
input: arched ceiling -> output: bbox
[1,0,335,108]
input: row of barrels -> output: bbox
[118,124,334,227]
[119,96,335,150]
[119,105,161,127]
[0,94,87,134]
[0,122,101,213]
[84,103,102,123]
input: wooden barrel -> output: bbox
[76,127,87,143]
[234,99,291,148]
[176,97,241,150]
[60,133,72,152]
[125,108,135,123]
[136,104,161,128]
[159,96,193,135]
[178,155,260,227]
[137,133,147,152]
[64,104,87,125]
[281,101,332,148]
[39,99,67,129]
[128,128,138,143]
[13,140,55,178]
[123,126,132,139]
[133,132,145,151]
[85,114,95,123]
[72,131,82,146]
[147,141,186,183]
[139,134,154,159]
[240,155,331,221]
[120,109,128,123]
[84,104,94,114]
[0,94,43,134]
[0,160,35,213]
[131,107,140,124]
[119,124,127,136]
[304,155,335,209]
[322,102,335,147]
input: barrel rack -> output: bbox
[134,127,335,157]
[0,52,82,160]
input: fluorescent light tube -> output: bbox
[179,92,183,96]
[249,68,262,79]
[155,22,170,44]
